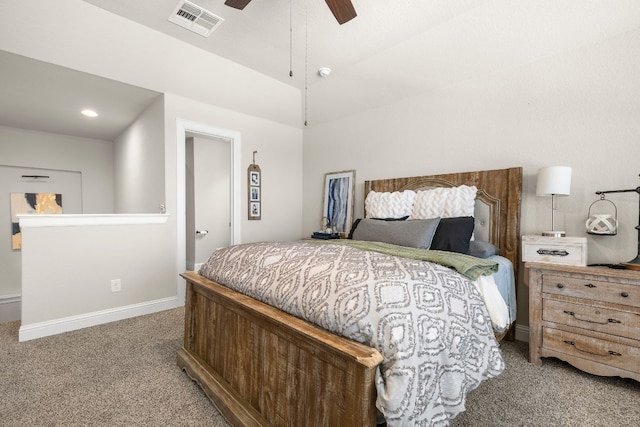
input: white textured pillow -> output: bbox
[365,190,416,219]
[411,185,477,219]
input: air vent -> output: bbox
[168,0,224,37]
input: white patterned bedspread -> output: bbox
[199,241,505,426]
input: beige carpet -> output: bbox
[1,308,638,426]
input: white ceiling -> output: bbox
[2,0,640,139]
[0,50,160,141]
[83,0,640,124]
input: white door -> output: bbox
[185,135,231,271]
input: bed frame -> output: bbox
[178,167,522,427]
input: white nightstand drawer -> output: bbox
[522,235,587,266]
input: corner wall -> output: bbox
[113,96,165,214]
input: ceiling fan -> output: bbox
[224,0,357,25]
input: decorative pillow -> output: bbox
[430,216,475,254]
[351,218,441,249]
[410,185,477,219]
[347,216,409,239]
[469,240,500,258]
[365,190,416,219]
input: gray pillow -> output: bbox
[351,218,441,249]
[469,240,500,258]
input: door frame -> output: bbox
[176,119,241,305]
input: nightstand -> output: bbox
[525,262,640,382]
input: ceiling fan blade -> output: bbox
[325,0,357,25]
[224,0,252,10]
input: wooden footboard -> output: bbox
[178,271,384,427]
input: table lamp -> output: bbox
[537,166,572,237]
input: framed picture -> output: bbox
[248,164,261,220]
[250,171,260,186]
[10,192,63,250]
[250,186,260,202]
[250,202,261,218]
[322,170,355,234]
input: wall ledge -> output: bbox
[18,213,169,227]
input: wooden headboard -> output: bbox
[364,167,523,279]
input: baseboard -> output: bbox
[515,323,529,342]
[186,262,203,271]
[18,296,178,342]
[0,294,21,323]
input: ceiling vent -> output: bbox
[168,1,224,37]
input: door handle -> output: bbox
[196,230,209,236]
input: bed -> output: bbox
[177,166,522,426]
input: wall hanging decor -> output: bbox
[586,194,618,235]
[10,192,63,250]
[248,151,261,220]
[322,170,355,236]
[593,173,640,270]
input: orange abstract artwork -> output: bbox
[10,192,63,250]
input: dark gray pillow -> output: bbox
[469,240,500,258]
[430,216,475,254]
[351,218,441,249]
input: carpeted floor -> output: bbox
[1,308,638,426]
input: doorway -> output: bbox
[176,119,241,305]
[185,134,231,271]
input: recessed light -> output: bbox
[81,109,98,117]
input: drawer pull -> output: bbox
[563,340,622,358]
[556,283,565,289]
[562,310,620,325]
[621,292,629,298]
[584,283,597,288]
[537,249,569,257]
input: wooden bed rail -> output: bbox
[178,271,384,427]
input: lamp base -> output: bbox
[542,230,566,237]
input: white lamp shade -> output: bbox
[536,166,572,196]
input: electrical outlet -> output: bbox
[111,279,121,292]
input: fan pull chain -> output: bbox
[304,0,308,126]
[289,0,293,77]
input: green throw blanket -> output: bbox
[307,239,498,280]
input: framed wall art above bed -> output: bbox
[321,170,355,235]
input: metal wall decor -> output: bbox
[593,173,640,269]
[248,151,261,220]
[586,194,618,235]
